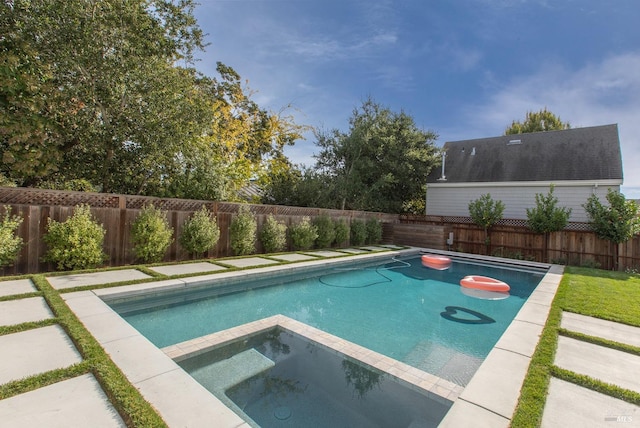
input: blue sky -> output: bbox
[192,0,640,198]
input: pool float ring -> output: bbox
[460,275,510,292]
[421,254,452,270]
[460,287,509,300]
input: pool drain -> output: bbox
[274,406,291,420]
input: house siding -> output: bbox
[426,183,619,222]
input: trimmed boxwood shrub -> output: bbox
[0,207,23,268]
[366,218,383,244]
[230,205,257,256]
[260,215,287,253]
[350,219,367,246]
[333,219,350,247]
[313,214,335,248]
[179,206,220,257]
[290,217,318,251]
[131,204,173,263]
[43,204,107,270]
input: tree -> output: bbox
[1,2,306,198]
[468,194,505,252]
[261,164,334,208]
[526,185,572,262]
[583,189,640,270]
[166,64,308,201]
[505,108,570,135]
[312,98,440,213]
[0,0,208,190]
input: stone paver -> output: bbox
[561,311,640,348]
[360,246,389,251]
[554,335,640,393]
[0,325,82,384]
[0,279,36,297]
[47,269,151,290]
[0,297,53,327]
[494,319,544,358]
[439,399,510,428]
[219,257,279,268]
[542,377,640,427]
[148,262,227,276]
[458,347,531,419]
[0,374,126,428]
[338,248,369,254]
[268,253,318,262]
[305,250,345,257]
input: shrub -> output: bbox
[230,205,257,256]
[365,218,382,244]
[260,215,288,253]
[468,193,505,246]
[334,219,350,247]
[526,185,572,234]
[350,219,367,246]
[0,207,23,267]
[583,189,640,270]
[179,206,220,257]
[43,204,107,270]
[290,217,318,251]
[313,214,336,248]
[131,204,173,263]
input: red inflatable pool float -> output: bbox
[421,254,452,270]
[460,275,510,292]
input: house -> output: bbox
[425,124,623,222]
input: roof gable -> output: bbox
[427,124,623,183]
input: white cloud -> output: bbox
[459,53,640,194]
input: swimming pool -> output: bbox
[110,253,546,387]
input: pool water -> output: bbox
[179,328,451,428]
[111,255,546,386]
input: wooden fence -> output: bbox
[0,187,398,275]
[1,187,638,274]
[397,215,640,271]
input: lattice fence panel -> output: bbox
[0,187,120,208]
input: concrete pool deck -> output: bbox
[1,249,639,426]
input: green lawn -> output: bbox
[511,267,640,427]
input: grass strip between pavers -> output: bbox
[509,275,565,427]
[31,275,167,428]
[0,318,58,337]
[559,328,640,357]
[550,366,640,406]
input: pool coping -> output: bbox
[60,249,562,427]
[439,263,564,427]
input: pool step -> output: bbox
[404,342,482,386]
[188,349,275,393]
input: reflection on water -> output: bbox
[182,328,450,428]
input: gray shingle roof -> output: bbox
[427,124,622,183]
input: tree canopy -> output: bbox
[283,98,440,213]
[505,108,570,135]
[1,0,304,200]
